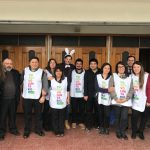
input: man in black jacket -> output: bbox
[84,58,101,131]
[0,58,21,140]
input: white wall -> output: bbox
[0,0,150,22]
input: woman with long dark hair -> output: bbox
[49,66,70,137]
[95,63,113,135]
[43,58,57,131]
[131,61,150,140]
[109,61,133,140]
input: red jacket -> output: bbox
[146,74,150,103]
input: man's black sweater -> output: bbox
[84,68,101,98]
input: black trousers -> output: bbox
[98,104,110,129]
[114,106,129,136]
[42,100,51,130]
[85,97,99,129]
[131,107,150,134]
[71,97,85,124]
[0,98,17,135]
[23,99,43,133]
[51,107,66,134]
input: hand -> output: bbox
[48,76,54,81]
[146,102,150,107]
[39,96,45,103]
[84,96,88,101]
[116,99,126,104]
[108,87,115,93]
[42,90,47,96]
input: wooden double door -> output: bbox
[0,46,46,72]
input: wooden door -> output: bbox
[51,46,107,69]
[78,47,107,70]
[110,47,139,71]
[51,46,80,64]
[0,46,20,70]
[19,46,46,71]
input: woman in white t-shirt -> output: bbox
[131,61,150,140]
[95,63,113,135]
[109,61,133,140]
[49,66,70,137]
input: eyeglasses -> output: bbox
[118,66,125,68]
[128,59,134,62]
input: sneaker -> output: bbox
[60,133,64,137]
[56,134,60,137]
[78,123,85,130]
[85,128,90,133]
[72,123,77,129]
[65,120,70,130]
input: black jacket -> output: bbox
[2,69,21,102]
[84,68,101,98]
[57,63,75,83]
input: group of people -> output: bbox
[0,49,150,141]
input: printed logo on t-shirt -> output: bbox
[133,79,139,100]
[56,85,64,105]
[28,74,35,95]
[120,81,126,99]
[75,75,82,93]
[101,81,107,101]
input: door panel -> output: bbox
[51,46,80,64]
[20,47,46,70]
[0,46,19,70]
[78,47,106,69]
[110,47,139,71]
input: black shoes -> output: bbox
[23,131,30,139]
[139,132,144,140]
[122,134,128,140]
[116,133,128,140]
[131,131,145,140]
[131,133,136,139]
[99,128,105,134]
[0,135,4,141]
[10,130,20,136]
[99,128,109,135]
[116,133,122,139]
[35,131,45,136]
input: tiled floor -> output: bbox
[0,115,150,150]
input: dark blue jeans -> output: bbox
[114,106,129,136]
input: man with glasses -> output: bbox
[127,56,136,75]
